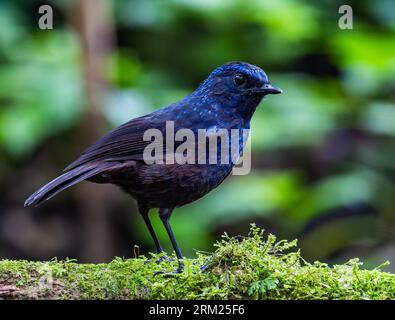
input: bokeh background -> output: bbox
[1,0,395,270]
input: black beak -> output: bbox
[255,83,283,95]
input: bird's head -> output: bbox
[197,61,282,119]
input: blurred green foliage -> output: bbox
[0,5,83,156]
[0,0,395,268]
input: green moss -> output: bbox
[0,224,394,299]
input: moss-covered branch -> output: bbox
[1,225,394,300]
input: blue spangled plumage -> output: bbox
[25,61,282,273]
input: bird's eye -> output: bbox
[234,73,247,86]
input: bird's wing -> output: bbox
[64,114,167,171]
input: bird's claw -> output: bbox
[144,253,174,265]
[151,256,212,276]
[154,262,185,277]
[199,262,210,272]
[193,256,213,272]
[156,254,174,263]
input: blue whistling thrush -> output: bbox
[25,61,282,274]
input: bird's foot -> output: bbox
[199,262,210,272]
[156,254,174,263]
[197,256,213,272]
[154,261,185,277]
[144,252,174,265]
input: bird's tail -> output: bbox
[24,163,112,207]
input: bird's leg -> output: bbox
[155,208,184,275]
[140,208,163,254]
[140,207,172,263]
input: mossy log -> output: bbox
[1,225,394,300]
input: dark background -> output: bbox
[1,0,395,270]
